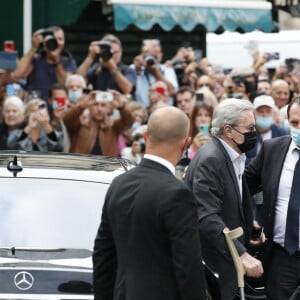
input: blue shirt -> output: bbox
[87,62,136,93]
[27,50,77,101]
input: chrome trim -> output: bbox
[0,294,93,299]
[0,267,91,273]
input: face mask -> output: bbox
[131,122,141,131]
[290,127,300,146]
[68,90,82,103]
[233,129,257,153]
[256,116,273,130]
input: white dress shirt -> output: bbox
[218,138,246,199]
[274,140,300,249]
[144,154,175,175]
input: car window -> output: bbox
[0,178,107,251]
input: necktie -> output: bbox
[285,149,300,255]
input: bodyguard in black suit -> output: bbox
[245,97,300,299]
[93,106,207,300]
[185,98,264,300]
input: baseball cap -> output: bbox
[253,95,275,109]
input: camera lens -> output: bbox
[44,35,58,51]
[145,55,156,67]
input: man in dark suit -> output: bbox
[185,98,264,300]
[245,96,300,299]
[93,106,207,300]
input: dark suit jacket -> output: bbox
[93,158,207,300]
[245,135,292,274]
[185,137,253,300]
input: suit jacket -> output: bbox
[185,137,253,300]
[245,135,292,273]
[93,158,207,300]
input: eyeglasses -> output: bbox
[233,124,256,133]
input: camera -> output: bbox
[95,92,113,102]
[97,41,112,62]
[144,54,156,67]
[38,28,58,51]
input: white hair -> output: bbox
[211,98,254,136]
[65,74,86,89]
[3,96,25,115]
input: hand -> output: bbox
[192,133,211,149]
[110,90,126,109]
[240,252,263,278]
[53,106,66,124]
[28,112,39,130]
[32,31,44,51]
[78,92,96,109]
[47,47,61,64]
[88,41,101,60]
[133,55,144,72]
[37,109,50,129]
[250,221,266,246]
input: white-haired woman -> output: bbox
[65,74,87,104]
[0,96,25,150]
[7,98,63,152]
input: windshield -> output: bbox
[0,178,107,251]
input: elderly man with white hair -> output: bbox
[185,98,263,300]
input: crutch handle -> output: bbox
[223,227,245,288]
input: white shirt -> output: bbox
[218,138,246,199]
[274,140,300,248]
[144,154,175,175]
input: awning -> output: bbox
[106,0,274,33]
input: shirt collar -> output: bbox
[144,154,175,175]
[217,137,246,164]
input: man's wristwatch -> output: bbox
[110,68,119,76]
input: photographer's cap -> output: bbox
[253,95,275,109]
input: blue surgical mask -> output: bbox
[131,122,141,131]
[68,90,82,103]
[255,116,273,130]
[290,127,300,146]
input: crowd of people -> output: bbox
[0,25,295,163]
[0,25,299,299]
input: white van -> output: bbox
[206,30,300,70]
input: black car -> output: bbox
[0,151,131,299]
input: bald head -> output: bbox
[147,107,190,146]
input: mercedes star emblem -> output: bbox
[14,271,34,290]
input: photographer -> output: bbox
[14,26,77,101]
[130,39,178,108]
[62,89,134,156]
[77,34,135,96]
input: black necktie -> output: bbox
[285,149,300,255]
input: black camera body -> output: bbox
[144,54,156,67]
[38,28,58,51]
[97,41,112,62]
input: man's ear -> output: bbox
[182,136,191,151]
[143,131,148,142]
[223,125,233,139]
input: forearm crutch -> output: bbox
[223,227,246,300]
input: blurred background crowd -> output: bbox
[0,25,295,168]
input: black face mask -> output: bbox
[233,130,257,153]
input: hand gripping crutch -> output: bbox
[223,227,246,300]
